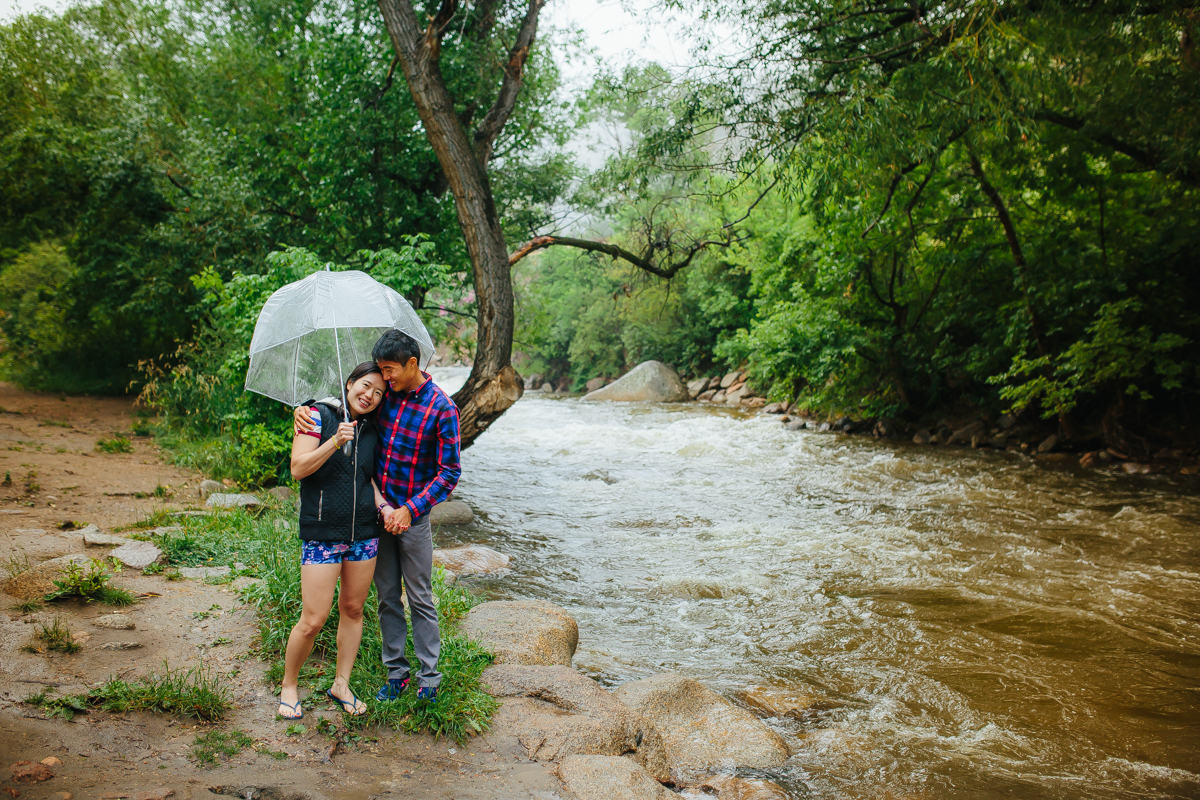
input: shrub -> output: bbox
[45,558,136,606]
[95,436,134,454]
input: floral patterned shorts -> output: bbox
[301,537,379,565]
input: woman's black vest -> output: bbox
[297,401,381,542]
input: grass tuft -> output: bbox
[45,558,136,606]
[14,598,43,614]
[21,616,81,654]
[89,661,231,721]
[96,436,134,454]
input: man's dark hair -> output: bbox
[372,329,421,366]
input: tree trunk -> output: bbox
[376,0,524,447]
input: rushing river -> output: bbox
[431,370,1200,799]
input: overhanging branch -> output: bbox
[473,0,544,166]
[507,234,741,279]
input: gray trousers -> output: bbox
[374,514,442,687]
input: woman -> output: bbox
[277,361,389,719]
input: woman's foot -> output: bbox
[328,679,368,716]
[278,687,303,719]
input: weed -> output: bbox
[192,610,212,621]
[142,562,164,575]
[284,723,306,736]
[23,471,39,492]
[45,558,136,606]
[165,569,183,581]
[89,661,230,721]
[2,553,31,578]
[22,617,81,654]
[39,420,72,428]
[2,471,10,485]
[209,636,232,647]
[14,598,43,613]
[58,520,83,530]
[96,436,134,454]
[24,690,89,720]
[153,484,171,498]
[56,446,68,453]
[191,729,253,766]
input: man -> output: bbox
[294,329,460,702]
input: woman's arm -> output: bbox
[372,480,397,531]
[290,420,356,480]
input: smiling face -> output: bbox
[345,371,387,417]
[376,357,422,393]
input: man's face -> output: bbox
[376,357,420,391]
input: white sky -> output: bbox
[2,0,701,75]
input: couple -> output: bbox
[277,329,460,719]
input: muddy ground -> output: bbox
[0,384,567,800]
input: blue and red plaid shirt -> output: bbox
[375,373,461,520]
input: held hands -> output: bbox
[383,504,412,535]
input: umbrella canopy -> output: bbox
[245,269,434,407]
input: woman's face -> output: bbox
[346,372,386,417]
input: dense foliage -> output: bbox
[517,0,1199,449]
[0,0,572,392]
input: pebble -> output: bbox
[206,493,260,509]
[176,566,230,580]
[110,541,162,569]
[97,641,142,651]
[81,525,127,546]
[92,614,135,630]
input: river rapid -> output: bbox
[432,371,1200,800]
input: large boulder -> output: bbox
[2,553,90,600]
[428,500,475,525]
[432,544,510,575]
[483,664,669,781]
[558,755,674,800]
[613,674,789,783]
[461,599,577,666]
[583,361,688,403]
[689,774,790,800]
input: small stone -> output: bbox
[1122,462,1151,474]
[541,382,553,393]
[206,493,260,509]
[761,402,785,414]
[582,470,618,485]
[742,397,766,409]
[997,413,1017,430]
[433,545,511,575]
[198,480,223,499]
[176,566,231,580]
[463,599,577,666]
[81,525,127,546]
[873,418,898,437]
[97,641,143,651]
[912,429,931,445]
[39,757,61,767]
[1037,434,1058,453]
[948,420,985,445]
[970,434,989,449]
[93,614,135,630]
[711,391,727,404]
[10,761,53,782]
[110,540,162,569]
[698,389,717,402]
[785,420,805,431]
[267,486,296,503]
[739,685,815,718]
[696,774,789,800]
[586,377,607,393]
[428,499,475,525]
[686,378,709,399]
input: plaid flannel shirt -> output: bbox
[375,373,461,520]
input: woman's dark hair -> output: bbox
[345,361,382,389]
[372,328,421,366]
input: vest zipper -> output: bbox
[318,490,323,521]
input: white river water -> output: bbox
[431,371,1200,799]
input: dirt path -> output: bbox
[0,384,566,800]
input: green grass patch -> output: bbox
[167,507,498,741]
[44,558,136,606]
[14,597,43,613]
[95,436,134,454]
[90,661,230,720]
[20,616,81,654]
[191,728,286,766]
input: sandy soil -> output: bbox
[0,384,567,800]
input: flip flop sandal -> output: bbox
[277,699,304,720]
[326,688,367,717]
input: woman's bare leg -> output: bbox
[328,557,376,714]
[279,563,341,717]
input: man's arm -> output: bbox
[402,406,462,521]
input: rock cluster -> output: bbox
[688,371,771,410]
[466,597,794,799]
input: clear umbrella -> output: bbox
[245,269,434,411]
